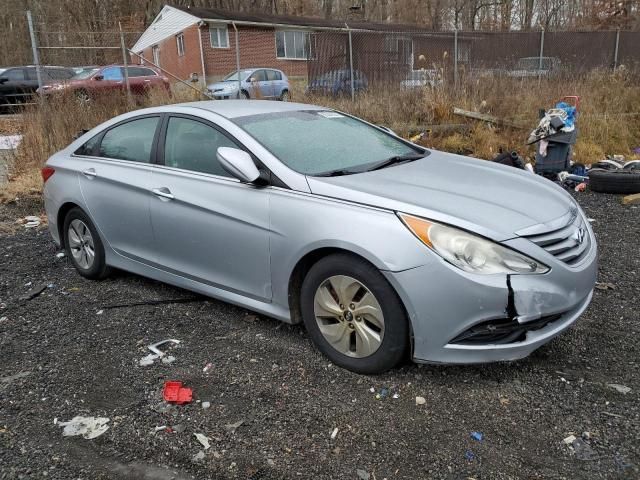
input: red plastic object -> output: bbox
[162,381,193,405]
[559,95,580,111]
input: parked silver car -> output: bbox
[207,68,290,100]
[43,101,597,373]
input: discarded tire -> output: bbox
[589,169,640,194]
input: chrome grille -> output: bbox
[522,213,590,266]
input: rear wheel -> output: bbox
[240,90,250,100]
[280,90,290,102]
[63,208,111,279]
[300,253,409,374]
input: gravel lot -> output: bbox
[0,192,638,480]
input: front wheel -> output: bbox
[63,208,111,280]
[300,253,409,374]
[279,90,290,102]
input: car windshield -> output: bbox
[235,110,424,175]
[72,68,100,79]
[223,70,253,82]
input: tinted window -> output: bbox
[74,134,101,156]
[266,70,282,81]
[99,117,159,162]
[236,110,420,175]
[127,67,157,77]
[250,70,267,82]
[2,69,25,81]
[47,68,74,80]
[164,117,238,177]
[102,67,123,81]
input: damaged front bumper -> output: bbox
[384,228,597,364]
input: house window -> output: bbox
[210,24,229,48]
[152,45,160,66]
[176,33,185,57]
[275,30,312,60]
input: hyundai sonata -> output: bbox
[43,101,597,374]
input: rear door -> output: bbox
[149,114,271,300]
[76,115,161,263]
[266,70,282,98]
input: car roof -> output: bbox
[175,100,324,119]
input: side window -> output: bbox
[164,117,238,177]
[140,68,157,77]
[266,70,281,81]
[3,69,25,81]
[98,117,159,163]
[251,70,267,82]
[74,134,101,156]
[46,68,73,80]
[102,67,123,81]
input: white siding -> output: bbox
[132,5,200,53]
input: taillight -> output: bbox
[41,166,55,183]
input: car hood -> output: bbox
[208,81,239,90]
[305,151,574,241]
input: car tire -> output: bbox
[280,90,290,102]
[589,169,640,194]
[240,90,250,100]
[300,253,409,374]
[63,207,111,280]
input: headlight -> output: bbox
[399,213,549,275]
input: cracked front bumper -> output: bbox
[384,231,597,364]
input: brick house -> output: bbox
[132,5,470,87]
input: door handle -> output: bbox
[144,79,151,83]
[151,188,174,200]
[82,168,97,178]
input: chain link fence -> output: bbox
[306,28,640,97]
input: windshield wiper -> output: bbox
[365,152,425,172]
[314,168,361,177]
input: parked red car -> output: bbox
[38,65,170,101]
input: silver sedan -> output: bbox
[43,101,597,374]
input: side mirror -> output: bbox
[94,75,104,81]
[217,147,260,183]
[248,77,256,83]
[0,78,8,84]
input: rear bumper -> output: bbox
[384,231,597,364]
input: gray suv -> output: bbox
[0,65,75,109]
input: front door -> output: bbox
[77,115,160,263]
[149,115,271,300]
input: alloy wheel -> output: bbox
[313,275,385,358]
[68,219,95,269]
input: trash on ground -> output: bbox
[139,338,181,366]
[392,392,400,399]
[194,433,211,450]
[192,450,206,463]
[0,134,23,149]
[330,427,339,440]
[563,435,577,445]
[622,193,640,205]
[202,362,213,373]
[465,450,475,461]
[471,431,484,442]
[162,381,193,405]
[595,282,616,291]
[356,469,370,480]
[96,310,104,315]
[58,416,110,439]
[574,182,587,192]
[201,401,211,409]
[55,252,65,258]
[161,355,176,365]
[606,383,631,394]
[23,215,41,228]
[571,438,599,461]
[19,283,49,301]
[492,150,525,170]
[153,425,167,433]
[224,420,244,434]
[415,396,426,405]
